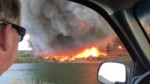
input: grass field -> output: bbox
[16,52,131,63]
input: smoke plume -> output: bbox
[20,0,115,55]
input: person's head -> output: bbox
[0,0,26,75]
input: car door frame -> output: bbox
[69,0,150,83]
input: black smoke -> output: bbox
[21,0,115,55]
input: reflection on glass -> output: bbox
[135,1,150,39]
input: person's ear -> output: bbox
[0,24,18,75]
[0,24,13,52]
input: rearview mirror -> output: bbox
[97,62,126,84]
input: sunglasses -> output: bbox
[0,22,26,42]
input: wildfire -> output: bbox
[43,47,107,62]
[75,47,106,59]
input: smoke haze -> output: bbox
[20,0,115,55]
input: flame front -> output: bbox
[43,47,107,62]
[75,47,105,59]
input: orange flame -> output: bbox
[43,47,107,62]
[75,47,106,59]
[118,45,123,50]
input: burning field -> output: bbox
[38,37,128,63]
[20,0,129,63]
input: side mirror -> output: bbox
[97,62,126,84]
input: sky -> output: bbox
[18,34,32,51]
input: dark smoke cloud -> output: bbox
[21,0,115,54]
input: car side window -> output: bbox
[135,1,150,40]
